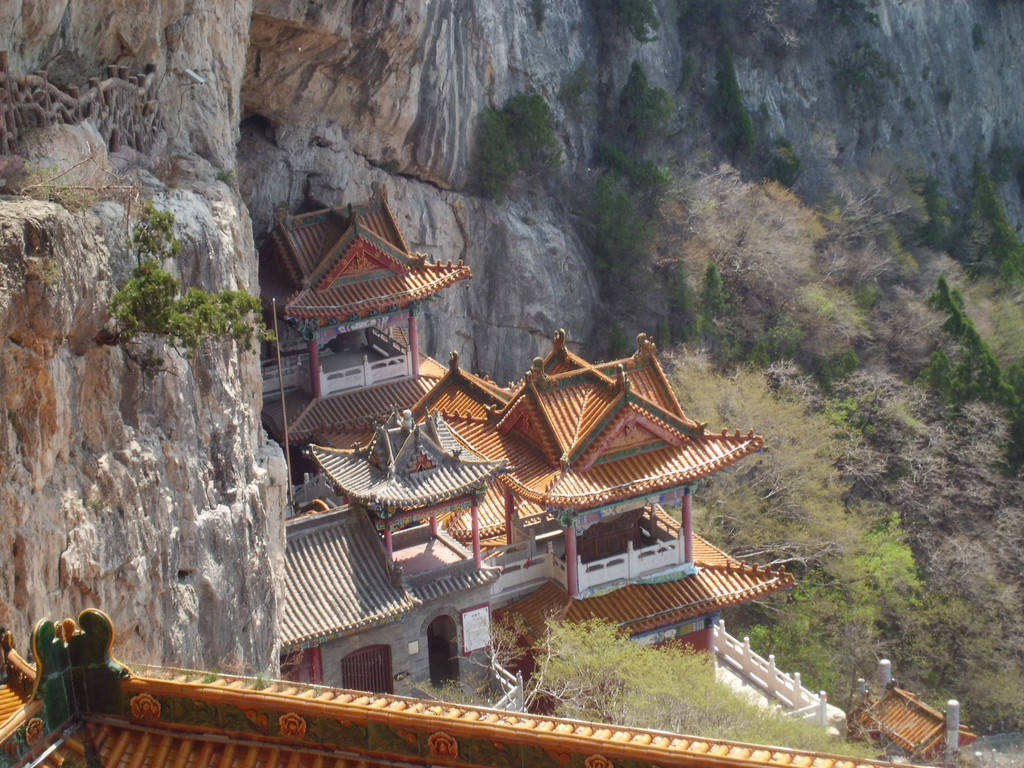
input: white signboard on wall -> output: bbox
[461,604,491,654]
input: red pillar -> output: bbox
[309,338,321,399]
[504,486,514,544]
[565,523,578,597]
[384,525,393,559]
[430,514,438,537]
[471,498,482,568]
[408,308,420,377]
[682,485,693,565]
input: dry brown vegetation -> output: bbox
[615,162,1024,731]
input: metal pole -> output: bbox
[272,299,293,511]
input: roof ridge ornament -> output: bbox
[616,364,630,394]
[449,350,460,372]
[635,332,656,359]
[553,328,567,355]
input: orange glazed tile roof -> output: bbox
[264,188,471,321]
[848,685,977,760]
[284,259,471,320]
[10,610,910,768]
[413,332,763,513]
[500,534,794,639]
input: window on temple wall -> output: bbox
[577,508,644,564]
[280,647,321,684]
[427,615,459,687]
[340,645,393,694]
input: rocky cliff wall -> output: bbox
[0,1,285,671]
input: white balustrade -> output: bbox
[319,354,410,397]
[262,353,309,398]
[712,619,832,726]
[575,539,681,594]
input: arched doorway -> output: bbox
[426,615,459,687]
[340,644,393,693]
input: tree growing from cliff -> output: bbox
[714,46,755,158]
[960,161,1024,283]
[471,93,560,200]
[106,201,266,374]
[620,62,676,144]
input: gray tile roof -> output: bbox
[282,507,418,650]
[311,411,505,512]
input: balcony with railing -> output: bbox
[262,326,410,400]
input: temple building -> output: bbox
[260,185,469,451]
[0,610,907,768]
[259,191,792,696]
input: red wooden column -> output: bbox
[309,338,321,399]
[565,523,578,597]
[430,514,438,537]
[503,485,515,544]
[408,308,420,377]
[471,497,482,568]
[682,485,694,565]
[384,525,393,559]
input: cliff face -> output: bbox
[4,0,1024,674]
[0,1,285,671]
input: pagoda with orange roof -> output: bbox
[294,330,792,668]
[409,329,784,633]
[260,185,470,450]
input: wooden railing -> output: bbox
[0,51,159,155]
[712,620,830,726]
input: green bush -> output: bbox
[829,43,896,112]
[596,142,670,192]
[767,137,801,187]
[589,172,652,274]
[960,161,1024,283]
[471,107,519,199]
[560,63,591,115]
[108,202,265,374]
[471,93,560,200]
[608,0,660,42]
[914,174,952,250]
[714,46,755,157]
[621,61,676,144]
[504,92,561,166]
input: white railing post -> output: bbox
[362,354,370,386]
[743,637,751,673]
[626,540,634,581]
[818,691,828,726]
[768,654,777,693]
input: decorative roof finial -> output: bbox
[616,363,630,393]
[402,409,415,433]
[528,356,544,383]
[449,350,460,372]
[371,181,387,201]
[553,328,566,353]
[635,332,655,358]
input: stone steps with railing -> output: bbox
[712,620,844,729]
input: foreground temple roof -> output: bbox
[263,187,470,321]
[500,528,794,639]
[414,332,763,515]
[2,610,913,768]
